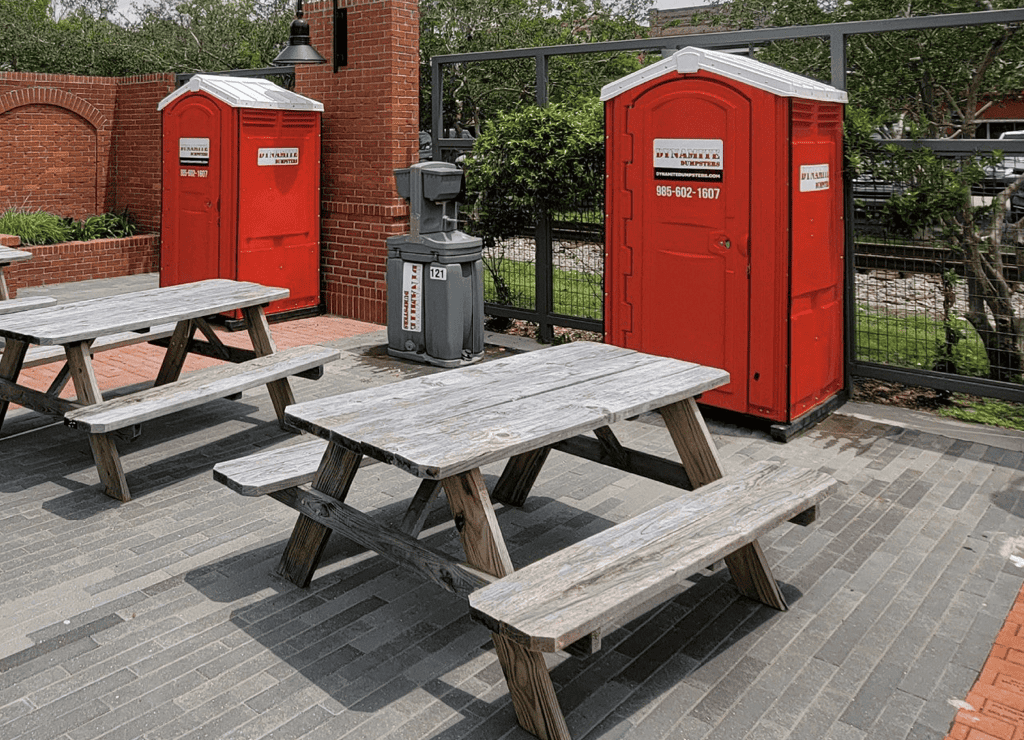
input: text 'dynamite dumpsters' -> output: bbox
[602,47,848,440]
[386,162,484,367]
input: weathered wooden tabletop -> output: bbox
[0,246,33,266]
[285,342,730,480]
[0,279,288,345]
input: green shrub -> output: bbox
[0,209,138,245]
[464,100,605,240]
[66,211,138,241]
[0,209,74,245]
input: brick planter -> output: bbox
[0,233,159,295]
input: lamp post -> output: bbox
[272,0,328,66]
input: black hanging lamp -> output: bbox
[272,0,328,66]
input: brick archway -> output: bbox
[0,87,108,130]
[0,88,110,218]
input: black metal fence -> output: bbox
[850,141,1024,401]
[431,9,1024,400]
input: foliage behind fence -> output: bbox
[437,8,1024,400]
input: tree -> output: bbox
[704,0,1024,382]
[131,0,291,74]
[463,100,604,307]
[420,0,653,133]
[0,0,291,76]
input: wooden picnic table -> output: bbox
[259,341,816,740]
[0,245,33,301]
[0,278,336,502]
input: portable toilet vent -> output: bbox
[602,47,848,439]
[159,74,323,322]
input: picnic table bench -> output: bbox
[0,279,338,502]
[214,342,837,740]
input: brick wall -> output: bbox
[0,17,419,324]
[111,77,175,234]
[3,235,160,293]
[298,0,419,324]
[0,73,172,230]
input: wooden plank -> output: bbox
[790,506,818,526]
[64,345,339,433]
[214,440,381,497]
[0,279,288,346]
[0,296,56,315]
[268,484,496,597]
[491,447,551,507]
[287,343,728,480]
[551,434,693,491]
[0,246,33,265]
[243,305,294,425]
[660,397,724,487]
[0,337,28,428]
[193,318,233,360]
[155,320,196,386]
[21,323,178,369]
[724,540,787,610]
[442,468,571,740]
[468,462,837,653]
[286,341,641,437]
[0,377,79,418]
[64,340,131,501]
[214,439,331,496]
[400,479,444,537]
[276,445,361,588]
[288,344,726,441]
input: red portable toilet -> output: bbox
[602,47,848,439]
[159,75,323,321]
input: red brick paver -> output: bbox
[12,314,381,399]
[947,582,1024,740]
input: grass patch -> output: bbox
[857,306,1024,430]
[855,306,990,377]
[937,397,1024,433]
[483,257,602,320]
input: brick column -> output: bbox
[296,0,418,324]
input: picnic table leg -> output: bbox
[242,305,296,427]
[492,447,551,507]
[400,479,444,537]
[0,267,10,301]
[660,398,787,611]
[155,319,197,386]
[442,469,571,740]
[65,341,131,502]
[276,444,362,587]
[0,338,29,430]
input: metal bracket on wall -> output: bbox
[334,1,348,72]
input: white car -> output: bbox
[997,130,1024,177]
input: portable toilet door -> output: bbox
[159,75,324,319]
[602,47,847,436]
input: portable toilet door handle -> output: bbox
[714,234,731,251]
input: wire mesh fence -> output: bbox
[851,148,1024,395]
[460,199,605,326]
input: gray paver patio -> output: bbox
[1,274,1023,740]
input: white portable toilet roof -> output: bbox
[600,46,848,104]
[158,74,324,112]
